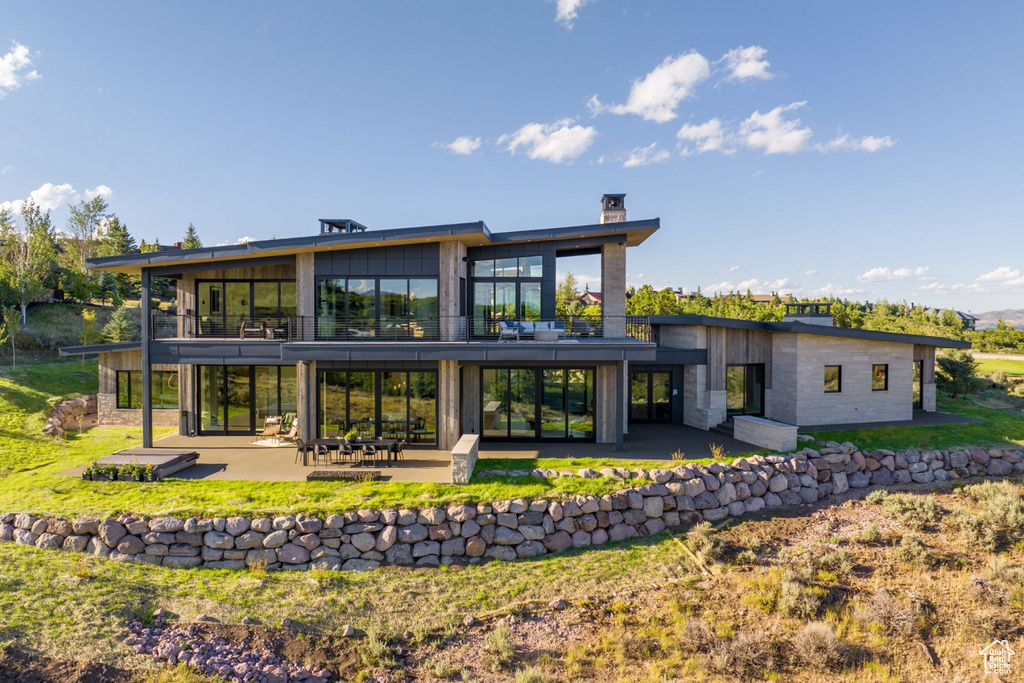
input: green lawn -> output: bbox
[975,356,1024,377]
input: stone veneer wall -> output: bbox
[2,444,1022,572]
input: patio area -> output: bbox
[150,435,454,483]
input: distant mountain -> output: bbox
[972,309,1024,330]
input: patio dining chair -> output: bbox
[392,439,406,463]
[294,438,313,465]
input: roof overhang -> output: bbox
[86,217,660,275]
[649,315,971,349]
[59,341,142,357]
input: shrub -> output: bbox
[894,533,936,566]
[681,618,716,653]
[671,449,686,462]
[948,481,1024,550]
[709,443,729,460]
[514,667,547,683]
[778,580,821,619]
[686,522,723,565]
[856,589,925,640]
[818,549,855,577]
[791,621,848,671]
[484,626,517,671]
[856,523,882,544]
[866,489,889,505]
[706,630,781,678]
[880,493,942,530]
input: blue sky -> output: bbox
[2,1,1022,312]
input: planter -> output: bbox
[81,472,93,481]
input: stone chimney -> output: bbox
[600,194,626,224]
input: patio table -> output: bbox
[312,438,397,467]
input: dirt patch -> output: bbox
[0,646,130,682]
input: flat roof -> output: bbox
[59,341,142,356]
[648,315,971,349]
[86,217,660,274]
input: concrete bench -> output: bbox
[733,416,798,453]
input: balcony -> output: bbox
[151,314,653,344]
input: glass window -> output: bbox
[541,369,565,439]
[348,372,377,438]
[116,371,141,409]
[253,282,280,320]
[318,370,436,443]
[379,279,409,320]
[567,369,594,438]
[152,370,179,410]
[824,365,842,393]
[409,372,437,445]
[199,366,225,431]
[319,371,348,437]
[520,282,542,321]
[279,282,297,317]
[913,360,923,409]
[472,259,494,277]
[519,255,543,278]
[726,366,745,414]
[872,364,888,391]
[482,369,508,438]
[494,257,519,278]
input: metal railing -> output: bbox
[150,313,653,343]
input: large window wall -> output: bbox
[316,277,438,338]
[198,365,297,434]
[471,256,544,335]
[481,367,595,440]
[196,280,296,336]
[319,370,437,444]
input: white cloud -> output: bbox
[740,102,814,154]
[1,182,114,215]
[818,134,896,153]
[704,277,792,293]
[499,118,597,164]
[721,265,740,274]
[803,269,818,277]
[554,0,592,29]
[0,42,40,98]
[809,283,865,297]
[622,143,670,168]
[588,52,711,123]
[977,266,1021,283]
[721,45,773,81]
[856,266,931,283]
[1,166,11,175]
[437,136,482,155]
[677,118,729,154]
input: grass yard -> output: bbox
[975,356,1024,377]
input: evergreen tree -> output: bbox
[181,223,202,250]
[102,306,139,342]
[100,217,139,301]
[0,306,17,368]
[936,349,982,399]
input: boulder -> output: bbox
[277,543,311,564]
[203,531,235,550]
[224,517,250,536]
[342,559,380,572]
[398,524,429,543]
[117,536,145,554]
[97,520,127,548]
[262,530,288,548]
[149,517,184,533]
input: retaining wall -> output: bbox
[2,442,1022,572]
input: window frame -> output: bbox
[824,365,842,394]
[115,370,142,409]
[871,364,889,392]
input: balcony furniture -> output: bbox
[254,416,281,444]
[240,320,267,339]
[534,329,560,342]
[497,321,519,342]
[570,319,597,338]
[311,438,398,467]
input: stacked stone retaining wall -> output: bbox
[41,394,97,437]
[2,442,1022,572]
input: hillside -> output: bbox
[973,309,1024,330]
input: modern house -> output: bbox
[62,195,970,455]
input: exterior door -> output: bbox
[629,371,671,423]
[727,364,765,417]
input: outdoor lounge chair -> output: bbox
[255,417,281,444]
[497,320,519,342]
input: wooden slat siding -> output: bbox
[706,327,726,391]
[724,328,773,389]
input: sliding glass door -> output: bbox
[726,364,765,417]
[318,370,437,444]
[198,365,297,434]
[630,371,671,423]
[482,367,595,440]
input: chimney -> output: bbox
[600,193,626,224]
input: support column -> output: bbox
[461,366,481,435]
[615,361,625,451]
[601,242,627,338]
[597,364,618,444]
[438,241,468,341]
[296,253,315,340]
[438,360,461,450]
[296,361,313,441]
[141,269,153,448]
[179,363,194,435]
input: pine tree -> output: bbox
[102,306,139,342]
[100,217,139,301]
[181,223,202,250]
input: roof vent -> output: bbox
[319,219,369,235]
[600,193,626,224]
[784,302,834,327]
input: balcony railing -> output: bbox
[150,314,653,343]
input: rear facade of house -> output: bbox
[65,195,969,451]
